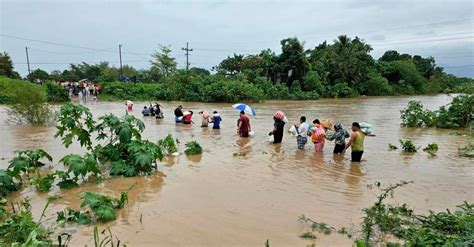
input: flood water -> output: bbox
[0,95,473,246]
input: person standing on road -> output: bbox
[343,122,366,162]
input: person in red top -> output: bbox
[183,111,194,124]
[97,84,102,93]
[237,111,251,137]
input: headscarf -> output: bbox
[334,122,343,132]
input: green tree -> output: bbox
[189,67,210,76]
[0,52,20,79]
[150,45,177,79]
[27,69,50,82]
[49,70,62,81]
[278,37,309,86]
[216,54,244,75]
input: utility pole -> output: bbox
[25,47,31,78]
[181,42,193,71]
[119,44,123,81]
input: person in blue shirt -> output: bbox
[142,106,150,116]
[211,111,222,129]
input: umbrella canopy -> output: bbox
[232,103,256,116]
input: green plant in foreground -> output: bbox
[56,207,92,227]
[388,143,398,150]
[299,181,474,246]
[93,225,126,247]
[7,149,52,179]
[0,170,21,197]
[55,103,96,150]
[0,199,53,246]
[184,141,203,155]
[56,153,101,189]
[399,139,418,153]
[80,184,135,222]
[30,174,55,192]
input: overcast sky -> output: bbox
[1,0,473,77]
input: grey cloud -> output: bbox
[1,0,473,77]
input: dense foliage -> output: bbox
[2,35,472,103]
[299,181,474,246]
[0,199,54,246]
[45,82,70,102]
[400,94,474,129]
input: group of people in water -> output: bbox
[172,105,223,129]
[141,103,164,119]
[138,103,367,162]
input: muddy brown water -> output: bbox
[0,95,473,246]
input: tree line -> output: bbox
[1,35,472,101]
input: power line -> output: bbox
[13,59,148,65]
[0,33,111,51]
[372,35,474,47]
[28,47,115,54]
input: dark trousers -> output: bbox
[351,151,364,162]
[333,144,345,154]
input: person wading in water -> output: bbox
[343,122,366,162]
[237,111,251,137]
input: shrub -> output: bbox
[299,181,474,246]
[79,184,134,222]
[5,80,55,125]
[185,141,203,155]
[458,143,474,158]
[0,170,21,197]
[0,199,53,246]
[7,149,52,179]
[400,95,473,129]
[399,139,418,153]
[158,134,178,155]
[45,82,69,102]
[30,174,55,193]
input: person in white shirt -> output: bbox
[296,116,309,149]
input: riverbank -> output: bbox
[2,76,473,105]
[1,95,472,246]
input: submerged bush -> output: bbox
[185,141,203,155]
[0,199,53,246]
[400,95,474,129]
[458,143,474,158]
[0,170,21,197]
[158,134,178,155]
[79,184,134,222]
[299,181,474,246]
[399,139,418,153]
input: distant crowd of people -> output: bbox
[61,81,102,98]
[133,103,368,162]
